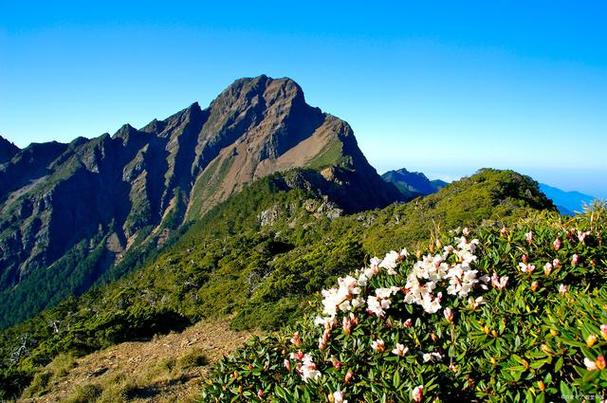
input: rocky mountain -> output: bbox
[381,167,446,198]
[539,183,597,215]
[0,75,404,327]
[0,136,19,164]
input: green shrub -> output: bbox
[0,169,556,397]
[178,349,210,369]
[64,383,102,403]
[203,205,607,401]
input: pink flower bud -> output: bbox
[553,238,561,250]
[412,385,424,402]
[525,231,533,244]
[290,331,302,347]
[342,317,352,335]
[371,339,385,353]
[443,307,454,322]
[344,369,354,384]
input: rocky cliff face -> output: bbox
[0,136,19,164]
[0,75,404,325]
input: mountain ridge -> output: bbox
[0,135,20,164]
[381,167,446,198]
[539,183,597,215]
[0,75,404,328]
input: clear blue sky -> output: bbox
[1,1,606,198]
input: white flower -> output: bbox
[300,354,321,382]
[392,343,409,357]
[577,230,590,243]
[584,357,598,371]
[444,265,478,297]
[351,296,364,309]
[558,284,568,294]
[332,389,347,403]
[370,257,381,268]
[380,250,400,275]
[423,352,442,362]
[319,275,362,318]
[420,292,442,313]
[371,339,385,353]
[518,262,535,273]
[468,296,485,309]
[491,272,508,290]
[375,286,400,299]
[367,295,390,317]
[314,316,327,326]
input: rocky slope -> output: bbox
[0,136,20,164]
[0,75,404,328]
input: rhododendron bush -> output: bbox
[203,206,607,402]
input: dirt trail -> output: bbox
[20,320,257,402]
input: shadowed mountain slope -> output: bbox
[0,75,404,328]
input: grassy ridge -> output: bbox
[0,168,553,398]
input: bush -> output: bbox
[203,205,607,401]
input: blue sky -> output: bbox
[1,1,606,198]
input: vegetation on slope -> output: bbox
[203,204,607,402]
[0,168,553,399]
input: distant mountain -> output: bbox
[0,75,405,327]
[431,178,448,190]
[381,168,447,197]
[539,183,597,215]
[0,135,19,164]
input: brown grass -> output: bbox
[18,319,256,402]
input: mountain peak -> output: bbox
[215,75,305,108]
[382,167,442,197]
[0,75,403,327]
[0,135,20,163]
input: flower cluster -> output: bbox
[404,236,481,313]
[295,233,487,388]
[204,213,607,402]
[315,249,408,326]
